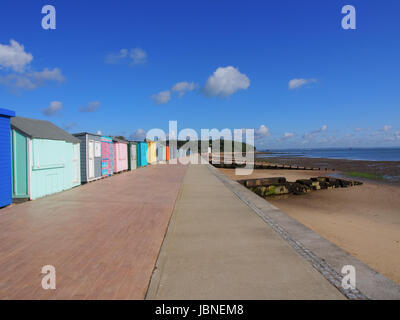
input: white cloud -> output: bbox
[151,66,250,104]
[151,81,196,104]
[0,40,64,93]
[152,90,171,104]
[203,66,250,97]
[105,49,128,64]
[130,48,147,65]
[152,81,197,104]
[283,132,295,139]
[105,47,147,65]
[288,78,317,90]
[42,101,63,116]
[130,128,147,140]
[79,101,101,112]
[0,67,65,91]
[303,125,328,139]
[171,81,196,97]
[0,39,33,73]
[255,125,270,137]
[383,125,392,132]
[30,68,65,82]
[275,132,296,142]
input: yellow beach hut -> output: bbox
[147,140,157,164]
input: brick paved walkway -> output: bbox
[0,164,186,299]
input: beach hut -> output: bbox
[101,136,113,177]
[173,145,178,159]
[156,142,161,162]
[168,143,178,160]
[0,108,15,207]
[10,117,81,200]
[166,146,170,161]
[73,132,103,183]
[137,141,148,167]
[113,137,129,173]
[162,143,167,161]
[156,141,167,162]
[128,141,138,170]
[147,141,157,164]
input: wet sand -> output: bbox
[219,167,400,286]
[255,155,400,184]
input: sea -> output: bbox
[256,148,400,162]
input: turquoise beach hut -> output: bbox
[10,117,81,200]
[137,141,148,167]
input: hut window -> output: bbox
[32,139,64,169]
[95,141,101,157]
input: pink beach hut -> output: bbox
[101,136,114,177]
[112,137,129,173]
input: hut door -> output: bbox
[88,140,95,178]
[11,130,28,198]
[72,144,80,185]
[131,144,137,169]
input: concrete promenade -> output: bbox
[4,162,396,299]
[0,164,186,299]
[146,165,344,299]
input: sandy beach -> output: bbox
[219,164,400,286]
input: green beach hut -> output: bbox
[11,117,81,200]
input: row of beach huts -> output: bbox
[0,108,181,208]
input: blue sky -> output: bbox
[1,0,399,149]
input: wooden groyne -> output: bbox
[211,161,334,171]
[237,176,362,196]
[208,152,336,171]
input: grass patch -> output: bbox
[345,171,383,181]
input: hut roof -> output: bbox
[73,132,103,138]
[11,117,80,144]
[112,136,129,144]
[0,108,15,118]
